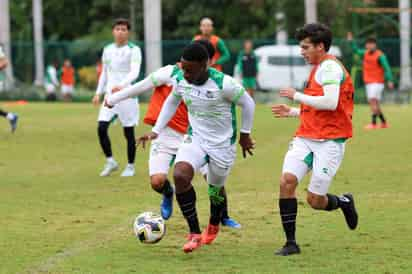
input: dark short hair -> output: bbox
[112,18,131,30]
[295,23,332,52]
[366,37,377,44]
[182,43,209,63]
[193,39,215,59]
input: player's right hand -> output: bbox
[346,32,353,41]
[271,104,291,118]
[137,132,159,149]
[92,94,100,106]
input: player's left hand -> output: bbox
[239,132,255,158]
[137,132,159,149]
[111,86,123,93]
[279,88,296,100]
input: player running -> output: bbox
[136,43,255,253]
[106,40,241,228]
[92,18,142,177]
[272,23,358,256]
[347,32,394,129]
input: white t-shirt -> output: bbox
[152,65,246,148]
[96,42,142,95]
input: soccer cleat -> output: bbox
[120,165,135,177]
[380,122,389,129]
[9,114,18,133]
[339,193,358,230]
[201,224,219,244]
[364,123,378,130]
[221,217,242,229]
[99,160,118,177]
[275,242,301,256]
[160,191,174,220]
[183,233,202,253]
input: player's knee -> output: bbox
[173,162,194,193]
[280,173,298,194]
[306,192,325,209]
[150,175,166,191]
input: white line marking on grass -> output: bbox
[19,218,131,274]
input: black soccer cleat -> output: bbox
[275,242,301,256]
[339,193,358,230]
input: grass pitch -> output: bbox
[0,103,411,274]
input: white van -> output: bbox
[254,45,342,90]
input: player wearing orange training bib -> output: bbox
[272,23,358,256]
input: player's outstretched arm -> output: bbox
[106,65,175,107]
[222,76,256,158]
[235,90,256,158]
[271,104,300,118]
[105,76,155,107]
[280,85,339,111]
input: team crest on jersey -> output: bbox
[206,90,214,98]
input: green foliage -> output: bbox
[77,66,98,90]
[10,0,400,42]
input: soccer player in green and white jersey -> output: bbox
[44,61,59,101]
[137,43,255,253]
[92,18,142,177]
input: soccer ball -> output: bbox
[133,212,166,244]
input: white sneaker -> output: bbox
[121,164,135,177]
[100,160,119,177]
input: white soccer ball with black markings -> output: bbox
[133,212,166,244]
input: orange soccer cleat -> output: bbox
[380,122,390,129]
[364,123,378,130]
[201,224,220,245]
[183,233,202,253]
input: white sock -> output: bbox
[127,163,134,168]
[107,157,115,163]
[6,113,15,120]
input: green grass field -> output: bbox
[1,103,411,274]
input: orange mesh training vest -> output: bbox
[362,50,384,84]
[61,66,75,85]
[194,34,222,71]
[295,55,354,140]
[144,85,189,134]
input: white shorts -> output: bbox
[175,136,235,187]
[366,83,384,101]
[45,83,56,93]
[98,98,139,127]
[61,84,74,94]
[149,127,184,176]
[282,137,345,195]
